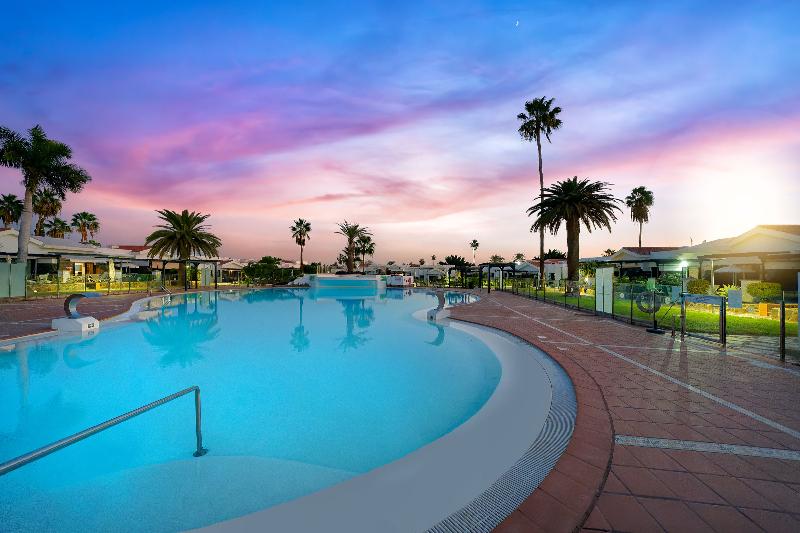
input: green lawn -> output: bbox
[508,286,797,337]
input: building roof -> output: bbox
[112,244,151,252]
[619,246,681,255]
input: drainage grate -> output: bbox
[428,338,577,533]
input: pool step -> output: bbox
[0,455,356,532]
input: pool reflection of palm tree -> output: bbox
[143,299,220,368]
[290,298,311,352]
[338,299,374,351]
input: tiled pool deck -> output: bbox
[2,290,799,532]
[450,291,800,533]
[0,293,167,340]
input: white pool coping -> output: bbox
[196,312,556,533]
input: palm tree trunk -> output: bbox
[179,260,187,291]
[347,243,355,273]
[536,134,545,287]
[16,187,34,264]
[300,245,304,270]
[638,221,643,248]
[566,216,580,283]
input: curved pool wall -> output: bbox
[203,316,576,533]
[0,288,502,531]
[0,288,576,532]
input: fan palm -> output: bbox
[336,221,371,273]
[145,209,222,289]
[33,188,62,236]
[0,125,91,263]
[44,217,72,238]
[518,96,563,283]
[469,239,479,264]
[527,177,621,282]
[489,254,505,263]
[355,234,375,273]
[0,194,23,229]
[625,186,655,248]
[71,211,99,243]
[290,218,312,269]
[513,252,526,262]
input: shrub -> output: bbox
[716,284,738,297]
[746,281,782,302]
[657,272,682,286]
[686,278,710,295]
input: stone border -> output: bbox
[450,295,615,533]
[429,326,576,532]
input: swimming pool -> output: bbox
[0,289,505,531]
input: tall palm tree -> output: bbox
[528,177,621,282]
[518,97,563,283]
[431,254,436,263]
[44,217,72,238]
[469,239,479,264]
[355,234,375,273]
[0,194,23,229]
[145,209,222,290]
[0,125,91,263]
[290,218,312,269]
[33,188,62,236]
[336,221,371,273]
[625,186,655,248]
[70,211,99,243]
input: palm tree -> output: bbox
[513,252,526,262]
[527,177,621,282]
[44,217,72,238]
[71,211,99,243]
[419,258,425,266]
[518,97,563,283]
[290,218,312,269]
[0,194,23,229]
[336,221,371,273]
[625,186,655,248]
[469,239,479,264]
[355,234,375,273]
[0,125,91,263]
[489,254,505,263]
[431,254,436,263]
[145,209,222,290]
[602,248,617,257]
[33,188,62,236]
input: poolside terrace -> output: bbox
[449,291,800,532]
[1,289,799,531]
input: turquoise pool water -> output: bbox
[0,289,500,532]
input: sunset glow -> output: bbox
[2,1,798,261]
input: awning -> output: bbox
[714,265,756,274]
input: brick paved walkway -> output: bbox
[449,291,800,533]
[0,292,166,340]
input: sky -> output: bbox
[1,1,799,263]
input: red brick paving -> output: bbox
[0,290,189,340]
[448,291,800,533]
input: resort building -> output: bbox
[595,225,800,291]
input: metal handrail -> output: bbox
[0,386,207,477]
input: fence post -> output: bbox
[780,293,786,361]
[680,294,686,339]
[564,281,567,307]
[720,297,727,346]
[629,286,634,324]
[577,284,581,311]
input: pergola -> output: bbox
[478,262,516,293]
